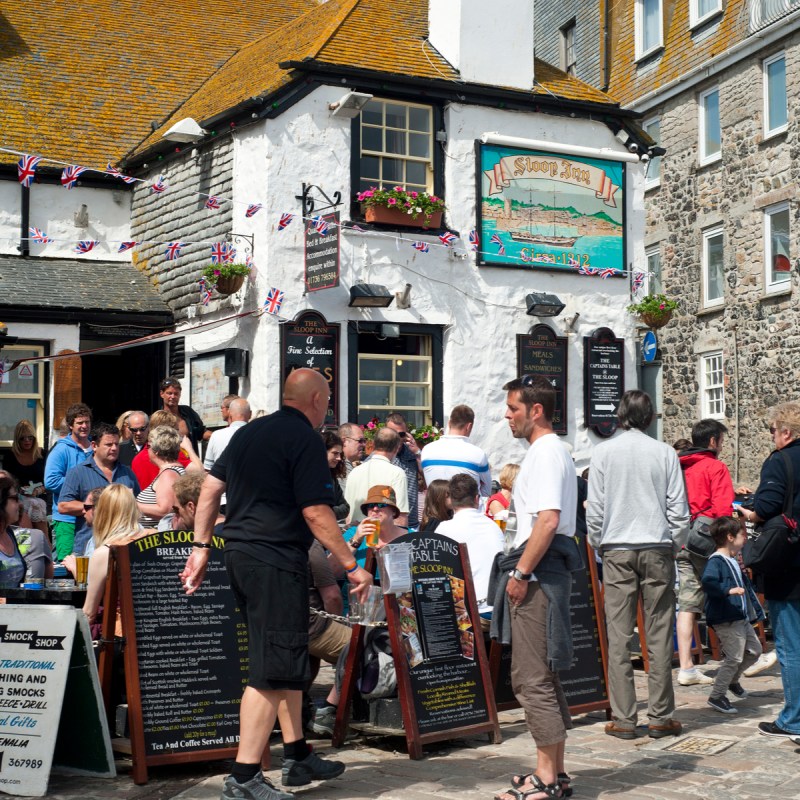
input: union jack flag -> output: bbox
[438,231,457,247]
[600,268,619,279]
[200,280,213,306]
[210,242,229,264]
[246,203,263,218]
[468,229,479,252]
[412,241,429,254]
[105,163,137,184]
[151,175,167,194]
[61,165,87,190]
[350,224,367,233]
[28,227,52,244]
[311,215,329,235]
[632,271,646,292]
[490,233,505,256]
[577,265,600,276]
[224,245,236,263]
[264,287,284,315]
[205,196,221,210]
[164,241,183,260]
[118,241,137,253]
[17,155,41,187]
[278,212,294,230]
[74,240,98,254]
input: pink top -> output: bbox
[485,491,509,518]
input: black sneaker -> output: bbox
[758,721,798,738]
[282,748,345,786]
[708,695,737,714]
[729,682,748,698]
[221,772,293,800]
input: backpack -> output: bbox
[685,515,716,559]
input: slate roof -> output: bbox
[0,0,315,168]
[605,0,757,107]
[0,256,171,317]
[135,0,619,155]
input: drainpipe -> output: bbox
[602,0,610,92]
[19,184,30,256]
[732,325,739,483]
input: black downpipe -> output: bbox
[19,184,30,256]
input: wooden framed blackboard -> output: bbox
[112,531,245,784]
[583,326,624,438]
[489,534,610,716]
[280,310,340,427]
[517,325,569,435]
[333,533,500,758]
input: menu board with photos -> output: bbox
[113,530,245,784]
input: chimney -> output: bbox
[429,0,535,91]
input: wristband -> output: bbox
[345,561,359,574]
[192,541,212,549]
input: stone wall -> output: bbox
[130,138,234,319]
[533,0,601,86]
[645,33,799,484]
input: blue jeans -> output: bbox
[770,598,800,733]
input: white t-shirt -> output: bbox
[512,432,577,550]
[437,507,505,613]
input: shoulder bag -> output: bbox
[743,450,800,575]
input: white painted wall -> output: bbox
[0,181,131,261]
[429,0,535,90]
[182,84,647,476]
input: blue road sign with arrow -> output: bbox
[642,330,657,363]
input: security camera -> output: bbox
[627,141,639,153]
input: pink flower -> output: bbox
[659,303,665,310]
[394,186,404,192]
[410,191,418,198]
[367,421,376,429]
[423,432,429,439]
[388,198,397,205]
[429,196,439,203]
[213,269,221,276]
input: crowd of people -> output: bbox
[2,370,799,800]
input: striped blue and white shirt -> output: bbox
[420,435,492,496]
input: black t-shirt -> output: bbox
[211,406,334,574]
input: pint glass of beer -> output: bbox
[365,519,381,548]
[75,556,90,588]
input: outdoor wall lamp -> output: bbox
[526,292,565,317]
[162,117,207,143]
[349,283,394,308]
[329,91,373,119]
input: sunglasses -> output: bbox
[367,503,389,510]
[83,503,94,511]
[160,379,181,390]
[19,435,35,442]
[129,426,148,433]
[346,437,367,444]
[770,426,778,435]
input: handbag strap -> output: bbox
[778,448,795,517]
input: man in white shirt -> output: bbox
[204,398,251,472]
[421,405,491,496]
[437,473,504,626]
[345,428,408,526]
[496,375,576,800]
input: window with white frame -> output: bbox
[763,53,787,137]
[700,351,725,419]
[636,0,663,59]
[702,226,725,307]
[645,245,662,293]
[358,99,433,194]
[642,117,662,188]
[698,87,721,165]
[690,0,723,26]
[0,344,46,448]
[560,20,577,76]
[357,352,432,428]
[765,201,791,290]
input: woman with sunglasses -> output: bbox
[115,410,135,443]
[3,420,49,539]
[343,485,407,570]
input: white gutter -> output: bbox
[629,9,800,113]
[480,133,641,163]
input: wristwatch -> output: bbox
[509,569,531,581]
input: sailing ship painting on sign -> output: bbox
[477,144,625,274]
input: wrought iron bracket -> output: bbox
[231,232,255,258]
[296,183,342,217]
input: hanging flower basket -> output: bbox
[363,204,443,230]
[638,309,673,329]
[215,274,246,295]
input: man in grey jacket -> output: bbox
[587,390,689,741]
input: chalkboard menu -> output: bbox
[383,532,500,754]
[304,211,340,292]
[517,325,568,435]
[280,310,340,426]
[114,531,244,783]
[489,535,609,716]
[583,327,624,438]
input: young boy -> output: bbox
[701,517,764,714]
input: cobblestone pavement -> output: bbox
[31,659,798,800]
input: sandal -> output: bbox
[511,772,572,798]
[495,774,563,800]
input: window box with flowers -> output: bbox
[201,262,251,296]
[357,186,445,229]
[363,417,442,455]
[627,293,678,329]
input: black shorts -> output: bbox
[225,551,310,691]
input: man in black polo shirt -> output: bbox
[181,369,371,800]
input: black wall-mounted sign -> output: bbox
[516,324,569,435]
[304,211,340,292]
[583,327,624,438]
[280,310,340,426]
